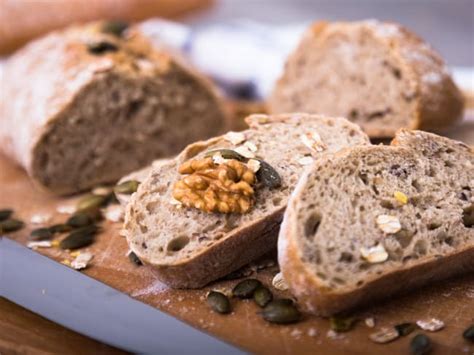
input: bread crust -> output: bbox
[279,133,474,316]
[269,20,464,138]
[0,22,227,195]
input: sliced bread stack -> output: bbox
[0,21,227,195]
[269,20,464,137]
[279,130,474,315]
[123,113,370,288]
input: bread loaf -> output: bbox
[123,113,370,288]
[0,22,227,195]
[279,130,474,315]
[269,20,464,138]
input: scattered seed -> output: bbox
[27,240,52,249]
[253,286,273,307]
[463,325,474,342]
[394,191,408,204]
[71,252,93,270]
[234,145,255,159]
[205,149,246,162]
[244,141,258,152]
[261,299,301,324]
[87,41,118,55]
[376,214,402,234]
[410,334,431,355]
[369,327,400,343]
[101,20,128,37]
[232,279,262,298]
[360,244,389,263]
[207,291,231,314]
[48,224,73,234]
[330,316,357,332]
[59,225,98,250]
[247,159,261,173]
[66,212,94,228]
[271,272,289,291]
[29,228,53,241]
[114,180,140,195]
[416,318,444,332]
[0,219,24,233]
[365,317,376,328]
[128,251,142,266]
[224,131,246,145]
[77,194,108,211]
[256,160,282,189]
[30,213,51,224]
[395,322,416,336]
[0,209,13,221]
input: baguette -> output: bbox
[279,130,474,315]
[123,113,370,288]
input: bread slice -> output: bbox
[123,113,370,288]
[279,130,474,316]
[269,20,464,138]
[0,21,227,195]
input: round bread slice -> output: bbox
[123,113,370,288]
[279,130,473,316]
[269,20,464,138]
[0,21,227,195]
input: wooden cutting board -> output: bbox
[1,117,473,354]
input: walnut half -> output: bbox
[173,157,256,214]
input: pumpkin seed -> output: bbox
[256,160,281,189]
[77,194,108,211]
[395,322,416,336]
[59,225,98,250]
[0,209,13,221]
[48,224,73,234]
[66,212,94,228]
[261,299,301,324]
[330,316,356,332]
[207,291,231,314]
[101,21,128,37]
[232,279,262,298]
[87,41,118,55]
[369,327,399,344]
[0,219,24,233]
[410,334,431,355]
[463,325,474,342]
[114,180,140,195]
[205,149,246,162]
[128,251,142,266]
[30,228,53,241]
[253,286,273,307]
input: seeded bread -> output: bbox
[123,113,370,288]
[0,22,227,195]
[269,20,464,138]
[279,130,474,316]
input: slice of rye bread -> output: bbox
[279,130,474,316]
[123,113,370,288]
[0,21,227,195]
[269,20,464,138]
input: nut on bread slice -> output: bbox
[279,130,473,315]
[123,113,370,288]
[269,20,464,138]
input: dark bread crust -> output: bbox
[279,131,473,315]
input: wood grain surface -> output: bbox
[1,114,473,354]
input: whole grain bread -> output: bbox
[279,130,474,316]
[123,113,370,288]
[0,22,227,195]
[269,20,464,138]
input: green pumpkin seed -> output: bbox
[48,224,73,234]
[207,291,231,314]
[253,286,273,307]
[77,194,108,211]
[59,225,98,250]
[114,180,140,195]
[87,41,118,55]
[463,325,474,342]
[0,219,24,233]
[101,21,128,37]
[67,212,94,228]
[128,251,142,266]
[0,209,13,221]
[256,160,281,189]
[330,316,356,332]
[205,149,246,162]
[410,334,431,355]
[261,299,301,324]
[395,322,416,336]
[30,228,53,241]
[232,279,262,298]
